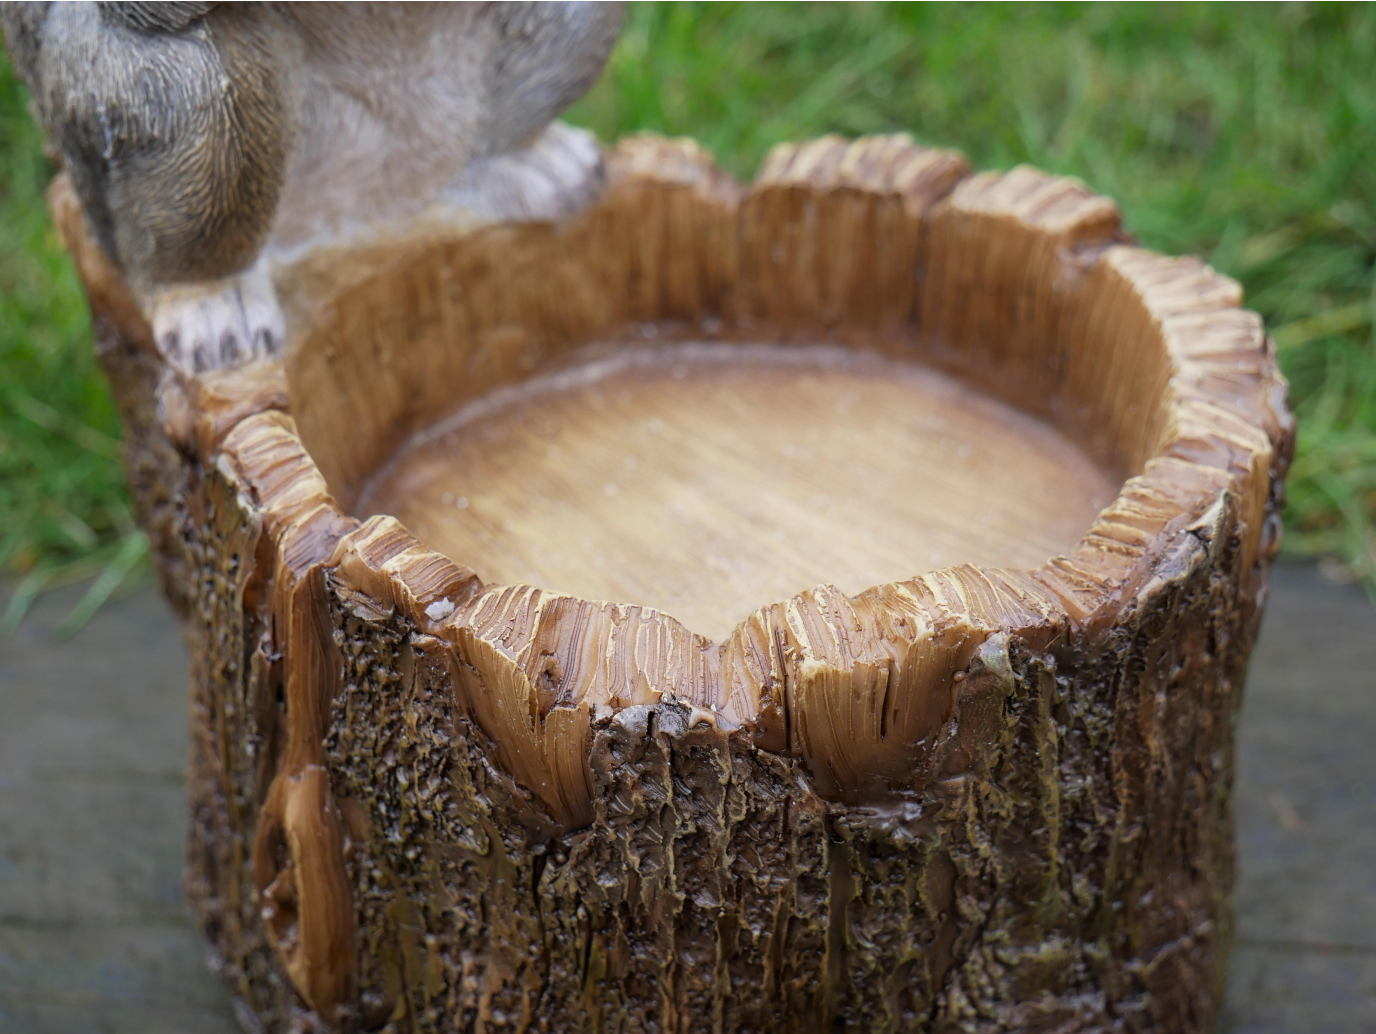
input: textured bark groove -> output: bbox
[50,132,1292,1032]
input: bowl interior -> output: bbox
[283,139,1175,643]
[351,339,1117,641]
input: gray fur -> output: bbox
[101,2,216,34]
[8,3,292,285]
[3,2,624,370]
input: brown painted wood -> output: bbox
[359,341,1118,643]
[52,133,1293,1033]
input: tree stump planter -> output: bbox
[53,135,1293,1033]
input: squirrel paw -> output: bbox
[447,121,606,223]
[150,263,286,374]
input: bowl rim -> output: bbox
[51,133,1293,819]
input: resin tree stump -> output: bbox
[52,134,1293,1033]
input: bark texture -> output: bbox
[51,134,1293,1033]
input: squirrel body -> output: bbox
[4,2,624,370]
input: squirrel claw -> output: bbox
[150,262,285,375]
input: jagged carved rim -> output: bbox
[55,133,1292,822]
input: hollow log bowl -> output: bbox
[52,134,1293,1033]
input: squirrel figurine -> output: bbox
[3,2,624,372]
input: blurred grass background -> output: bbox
[2,2,1374,627]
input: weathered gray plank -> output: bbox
[0,582,240,1033]
[1222,562,1376,1033]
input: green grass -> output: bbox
[2,2,1373,624]
[0,52,148,631]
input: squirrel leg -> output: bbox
[445,122,606,224]
[11,3,294,376]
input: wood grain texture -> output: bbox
[359,341,1117,642]
[52,132,1294,1033]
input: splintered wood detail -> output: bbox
[209,409,362,1025]
[56,133,1293,1032]
[1037,246,1292,616]
[603,133,745,324]
[917,164,1133,465]
[740,134,970,332]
